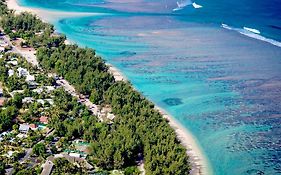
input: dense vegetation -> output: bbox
[36,45,114,100]
[52,157,83,175]
[0,0,191,174]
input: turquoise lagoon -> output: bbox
[19,0,281,174]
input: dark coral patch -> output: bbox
[120,51,136,57]
[163,98,183,106]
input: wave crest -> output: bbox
[221,24,281,48]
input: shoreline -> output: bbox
[6,0,100,23]
[106,63,128,82]
[155,106,211,175]
[6,0,212,174]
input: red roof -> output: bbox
[39,116,49,124]
[29,124,37,128]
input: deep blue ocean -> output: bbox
[19,0,281,174]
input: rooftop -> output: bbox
[19,124,30,133]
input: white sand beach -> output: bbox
[6,0,99,23]
[106,63,128,82]
[155,106,212,175]
[6,0,212,174]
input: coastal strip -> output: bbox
[6,0,212,174]
[155,106,211,175]
[6,0,101,23]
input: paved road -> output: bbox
[55,79,102,120]
[2,35,39,66]
[21,148,32,162]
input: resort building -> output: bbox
[19,124,30,133]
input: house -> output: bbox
[7,60,18,66]
[69,153,80,158]
[25,74,35,82]
[0,88,3,97]
[40,116,49,124]
[17,67,29,77]
[29,124,38,130]
[37,99,45,105]
[45,99,54,106]
[107,113,115,120]
[32,87,44,94]
[35,31,44,36]
[22,97,34,104]
[28,81,38,89]
[8,69,14,77]
[98,109,106,118]
[0,131,8,141]
[0,41,8,47]
[44,86,55,93]
[0,98,5,107]
[6,151,16,158]
[0,46,5,52]
[19,124,30,133]
[89,105,99,116]
[10,90,24,97]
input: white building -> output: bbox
[17,67,29,77]
[0,46,5,52]
[107,113,115,120]
[69,153,80,158]
[19,124,30,133]
[7,60,18,66]
[8,69,14,77]
[22,97,34,104]
[36,99,45,105]
[45,99,54,106]
[0,88,3,97]
[25,74,35,82]
[44,86,55,93]
[32,87,44,94]
[10,90,24,97]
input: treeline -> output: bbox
[36,45,114,101]
[0,1,191,174]
[0,1,65,48]
[105,82,190,174]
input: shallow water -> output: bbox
[19,0,281,174]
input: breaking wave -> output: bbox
[221,24,281,48]
[173,0,202,11]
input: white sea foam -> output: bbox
[173,0,192,11]
[243,27,260,34]
[221,23,232,30]
[221,24,281,48]
[192,2,203,8]
[172,6,183,11]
